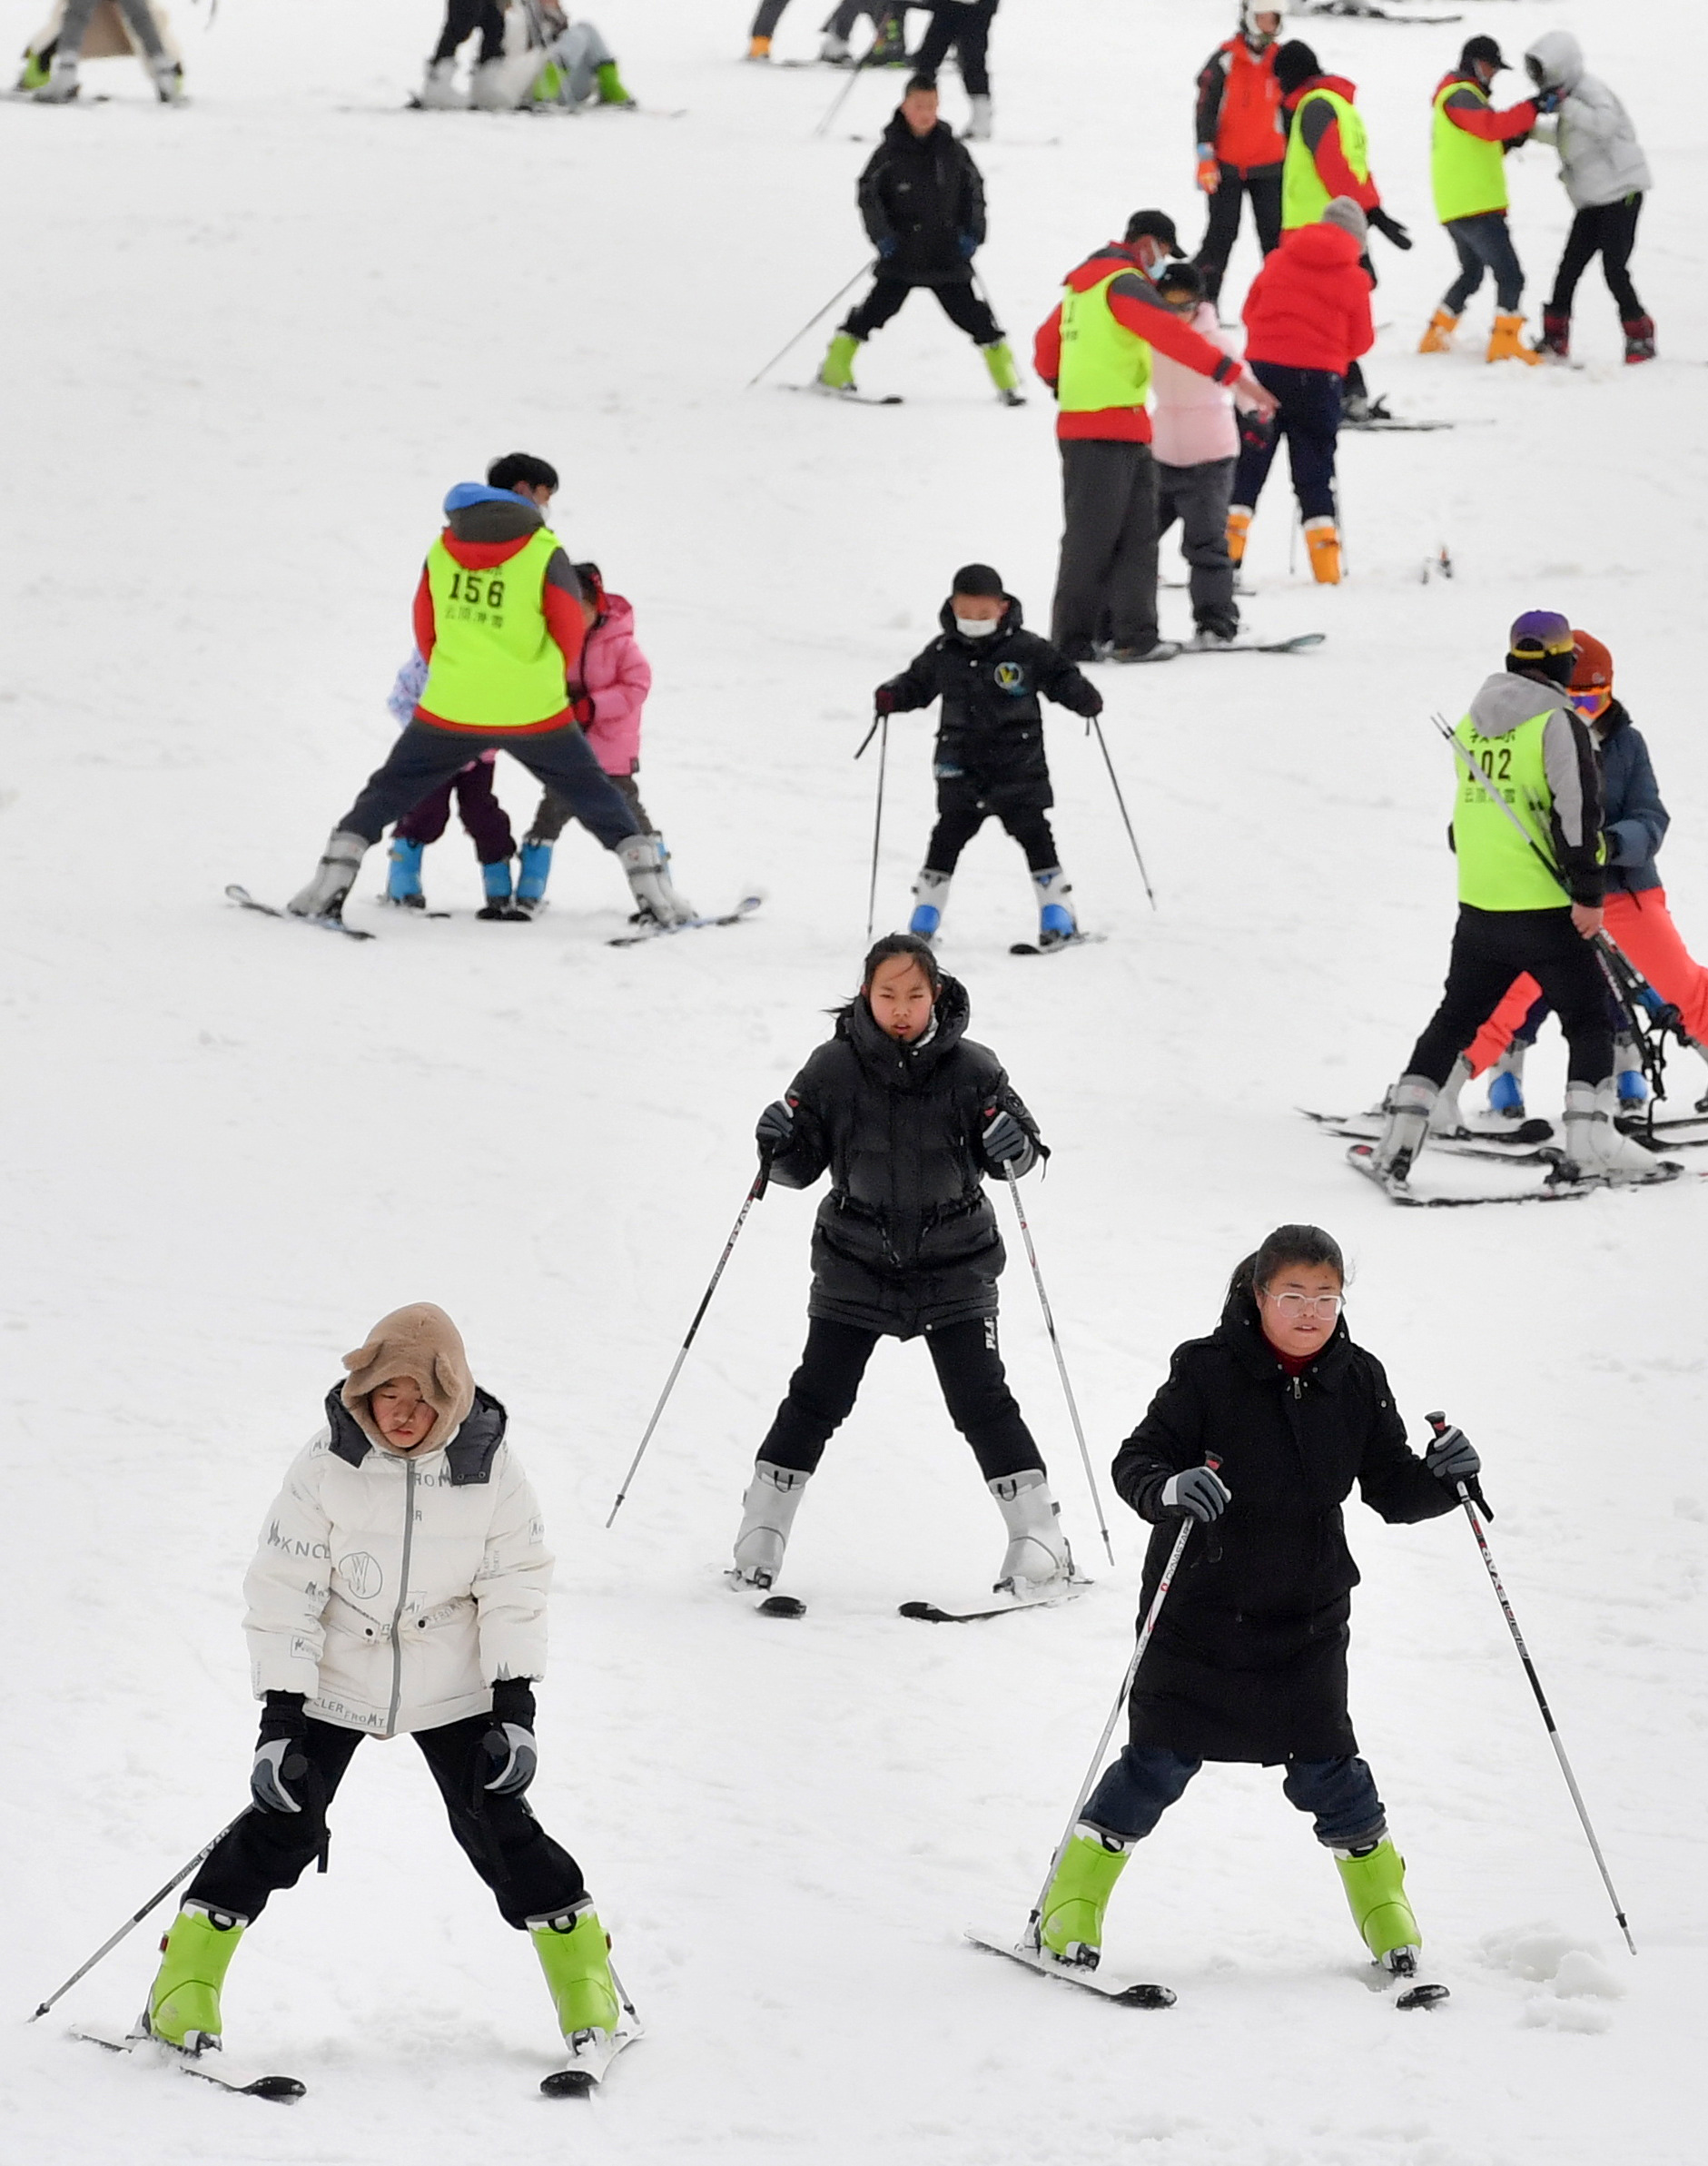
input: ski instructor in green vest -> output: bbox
[1032,210,1276,664]
[1417,36,1548,363]
[1366,611,1663,1189]
[288,471,690,929]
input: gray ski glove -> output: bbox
[482,1679,538,1797]
[1160,1466,1231,1524]
[756,1097,796,1157]
[1424,1423,1479,1487]
[251,1692,310,1814]
[981,1108,1032,1169]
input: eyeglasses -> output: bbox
[1262,1290,1344,1319]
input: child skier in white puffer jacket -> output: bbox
[138,1304,630,2089]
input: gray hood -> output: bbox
[1525,31,1583,93]
[447,496,544,544]
[1466,671,1573,740]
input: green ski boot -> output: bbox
[1335,1838,1420,1970]
[146,1904,247,2051]
[816,331,861,394]
[982,340,1026,407]
[530,1901,621,2043]
[595,61,636,108]
[1037,1826,1135,1969]
[17,46,50,91]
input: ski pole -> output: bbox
[811,34,884,139]
[29,1809,252,2020]
[745,260,875,390]
[1425,1411,1636,1955]
[1023,1475,1213,1944]
[863,711,889,942]
[1002,1161,1116,1568]
[1087,717,1157,910]
[606,1167,771,1526]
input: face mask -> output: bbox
[954,616,999,638]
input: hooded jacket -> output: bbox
[856,113,986,286]
[1195,34,1285,174]
[1453,672,1604,906]
[765,976,1043,1338]
[1110,1293,1454,1763]
[574,591,651,776]
[879,593,1102,816]
[1240,221,1374,374]
[411,490,585,731]
[1033,242,1245,443]
[1525,33,1652,209]
[1596,701,1667,896]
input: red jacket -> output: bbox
[1195,36,1284,173]
[1241,223,1374,375]
[1285,74,1380,212]
[1034,243,1243,443]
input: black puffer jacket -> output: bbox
[1110,1294,1456,1763]
[880,595,1102,817]
[765,976,1043,1337]
[856,113,987,286]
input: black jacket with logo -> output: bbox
[879,595,1102,816]
[856,113,987,286]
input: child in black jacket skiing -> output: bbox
[876,563,1103,949]
[730,934,1075,1597]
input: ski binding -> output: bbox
[541,2002,642,2095]
[607,894,763,947]
[73,2024,304,2100]
[901,1581,1090,1625]
[1010,931,1107,957]
[226,883,374,941]
[965,1929,1174,2007]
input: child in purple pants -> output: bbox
[384,650,525,919]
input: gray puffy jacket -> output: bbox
[1525,33,1652,209]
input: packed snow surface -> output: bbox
[3,1,1705,2161]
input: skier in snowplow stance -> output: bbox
[140,1305,631,2090]
[1033,1226,1481,1993]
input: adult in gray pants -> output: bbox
[34,0,178,101]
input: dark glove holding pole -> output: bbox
[873,683,898,715]
[980,1106,1032,1170]
[251,1691,310,1814]
[1238,406,1274,454]
[877,235,899,261]
[481,1678,538,1797]
[1368,207,1412,252]
[1532,85,1564,115]
[1160,1463,1231,1524]
[755,1095,797,1159]
[1425,1410,1494,1519]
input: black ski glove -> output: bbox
[1160,1466,1231,1524]
[1238,406,1274,454]
[252,1691,309,1815]
[1369,208,1412,252]
[482,1678,538,1798]
[981,1108,1033,1169]
[756,1097,796,1158]
[1425,1417,1495,1518]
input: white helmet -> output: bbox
[1239,2,1282,41]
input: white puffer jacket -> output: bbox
[243,1389,552,1738]
[1525,33,1653,209]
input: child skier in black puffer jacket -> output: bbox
[727,934,1079,1599]
[874,563,1103,949]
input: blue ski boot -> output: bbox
[909,868,950,941]
[515,839,554,916]
[479,857,527,921]
[1614,1032,1649,1110]
[1032,865,1078,949]
[385,836,425,909]
[1487,1041,1526,1120]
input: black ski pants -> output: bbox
[913,1,998,98]
[1155,456,1239,638]
[1085,1746,1387,1852]
[1548,194,1644,320]
[186,1716,587,1931]
[1442,211,1525,315]
[759,1315,1043,1479]
[340,721,638,852]
[1192,165,1283,305]
[926,796,1058,875]
[1406,904,1613,1088]
[843,276,1001,345]
[432,0,506,65]
[1232,361,1340,523]
[1050,438,1160,658]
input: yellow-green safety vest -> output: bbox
[419,527,568,730]
[1281,86,1368,230]
[1058,272,1151,413]
[1451,708,1575,911]
[1430,79,1508,224]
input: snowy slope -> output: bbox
[1,1,1704,2159]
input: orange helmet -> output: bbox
[1570,630,1614,691]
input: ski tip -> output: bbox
[244,2074,308,2100]
[898,1599,950,1621]
[756,1594,806,1618]
[1395,1982,1451,2011]
[541,2069,597,2098]
[1111,1981,1178,2009]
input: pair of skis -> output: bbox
[227,885,762,948]
[750,1581,1092,1626]
[965,1929,1446,2012]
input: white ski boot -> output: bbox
[989,1470,1074,1594]
[964,93,992,140]
[1032,866,1078,948]
[288,830,368,919]
[909,868,950,941]
[1559,1080,1678,1185]
[729,1462,811,1588]
[1367,1075,1438,1183]
[152,56,184,103]
[420,57,465,108]
[820,34,853,64]
[1427,1054,1471,1135]
[34,52,79,101]
[617,832,693,927]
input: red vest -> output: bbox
[1214,38,1284,173]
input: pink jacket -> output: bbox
[1150,302,1242,468]
[573,593,651,776]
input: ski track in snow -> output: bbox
[2,2,1705,2160]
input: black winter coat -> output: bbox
[857,114,987,287]
[1111,1296,1455,1764]
[880,596,1102,818]
[765,976,1043,1338]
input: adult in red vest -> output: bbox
[1191,4,1287,306]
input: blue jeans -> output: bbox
[1231,362,1341,524]
[1443,211,1525,314]
[1084,1744,1387,1850]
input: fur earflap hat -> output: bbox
[341,1302,476,1449]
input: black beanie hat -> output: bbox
[1274,40,1320,94]
[951,563,1005,598]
